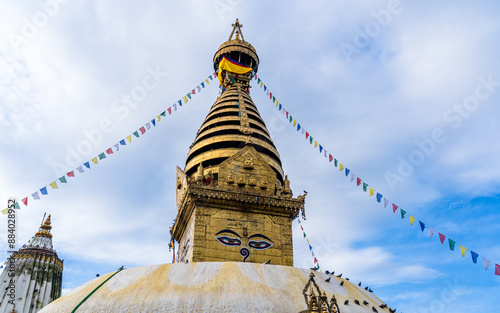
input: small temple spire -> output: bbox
[228,18,245,42]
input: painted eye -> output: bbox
[216,236,241,246]
[248,240,273,250]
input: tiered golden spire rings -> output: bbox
[35,214,53,238]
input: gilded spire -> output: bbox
[36,214,53,239]
[228,18,245,42]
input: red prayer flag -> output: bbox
[167,107,172,115]
[286,111,289,118]
[495,264,500,276]
[357,177,361,186]
[106,148,113,154]
[139,126,146,134]
[270,92,272,99]
[314,257,318,263]
[329,154,333,162]
[67,171,75,177]
[306,132,310,139]
[191,89,196,95]
[22,197,28,206]
[392,203,398,213]
[439,233,446,244]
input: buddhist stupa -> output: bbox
[39,20,394,313]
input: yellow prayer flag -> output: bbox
[1,208,8,215]
[276,100,279,107]
[183,96,188,104]
[409,215,416,225]
[205,78,209,85]
[314,140,318,148]
[260,81,263,87]
[339,163,344,171]
[293,119,296,127]
[306,238,309,244]
[369,187,374,196]
[49,181,58,189]
[157,115,161,122]
[460,245,468,257]
[91,157,98,164]
[127,135,132,143]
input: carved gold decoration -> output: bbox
[302,272,341,313]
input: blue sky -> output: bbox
[1,1,500,312]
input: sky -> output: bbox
[1,1,500,312]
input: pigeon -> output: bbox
[344,300,349,305]
[365,286,369,290]
[263,259,271,264]
[389,309,396,313]
[325,270,330,275]
[369,289,373,293]
[358,282,362,286]
[354,300,360,305]
[336,273,342,278]
[310,267,318,271]
[96,274,100,277]
[345,278,349,281]
[118,265,124,270]
[330,271,335,275]
[363,300,369,305]
[340,281,344,286]
[303,190,308,194]
[372,306,378,312]
[380,304,387,309]
[325,277,331,283]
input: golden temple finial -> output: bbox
[36,214,53,238]
[228,18,245,42]
[303,271,341,313]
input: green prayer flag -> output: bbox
[160,111,166,117]
[334,159,338,167]
[363,182,368,192]
[59,176,67,183]
[187,93,191,99]
[289,115,292,123]
[310,136,313,144]
[449,239,456,251]
[98,153,106,160]
[257,78,261,84]
[401,209,407,219]
[133,131,139,137]
[303,232,306,238]
[272,96,275,103]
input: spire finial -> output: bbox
[228,18,245,42]
[36,214,53,238]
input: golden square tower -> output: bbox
[171,20,306,266]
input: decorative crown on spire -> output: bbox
[228,18,245,42]
[36,214,53,239]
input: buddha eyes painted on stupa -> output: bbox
[215,229,273,262]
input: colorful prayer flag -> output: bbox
[439,233,446,244]
[32,192,40,200]
[133,131,139,137]
[400,209,407,219]
[471,251,478,264]
[362,182,368,192]
[392,203,398,213]
[50,182,58,189]
[409,215,416,225]
[106,148,113,154]
[429,227,435,238]
[376,193,382,203]
[22,197,28,206]
[419,221,425,232]
[91,157,98,164]
[460,245,467,257]
[126,135,132,143]
[357,177,361,186]
[84,161,91,169]
[369,187,374,196]
[448,239,456,251]
[120,139,126,145]
[98,153,106,160]
[384,198,389,208]
[139,126,146,134]
[59,176,67,183]
[484,258,491,270]
[40,187,48,195]
[67,171,75,177]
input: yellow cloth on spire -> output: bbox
[409,215,416,225]
[218,56,252,85]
